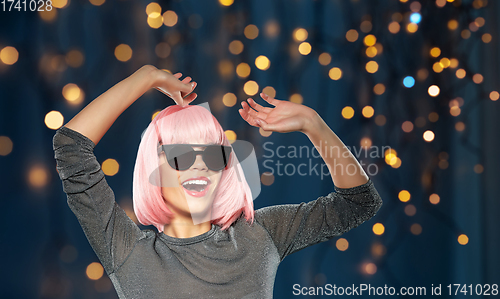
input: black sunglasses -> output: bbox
[158,144,232,171]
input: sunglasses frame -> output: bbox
[157,143,232,171]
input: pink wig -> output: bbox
[132,104,254,232]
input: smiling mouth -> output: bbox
[182,180,208,192]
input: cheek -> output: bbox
[159,162,181,188]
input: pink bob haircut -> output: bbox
[132,104,255,233]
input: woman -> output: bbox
[53,65,383,298]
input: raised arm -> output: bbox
[64,64,197,144]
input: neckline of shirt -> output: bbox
[158,224,218,245]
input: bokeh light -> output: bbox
[114,44,132,62]
[0,136,13,156]
[428,85,440,97]
[329,67,342,80]
[255,55,270,70]
[102,159,119,176]
[298,42,312,55]
[336,238,349,251]
[398,190,411,202]
[244,24,259,39]
[163,11,178,27]
[423,130,435,142]
[261,172,274,186]
[362,106,374,118]
[236,63,251,78]
[86,262,104,280]
[403,76,415,88]
[345,29,359,42]
[372,223,385,235]
[244,80,259,96]
[458,234,469,245]
[289,94,303,104]
[45,111,64,130]
[341,106,354,119]
[318,53,331,65]
[293,28,308,42]
[222,93,237,107]
[0,46,19,65]
[28,165,49,188]
[229,40,244,55]
[429,194,440,205]
[224,130,237,142]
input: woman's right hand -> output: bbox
[151,67,198,107]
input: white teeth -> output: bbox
[182,180,208,186]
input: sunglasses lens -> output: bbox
[167,145,194,170]
[203,146,231,171]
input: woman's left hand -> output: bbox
[239,93,319,134]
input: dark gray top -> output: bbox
[53,126,383,299]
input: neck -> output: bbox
[162,220,212,239]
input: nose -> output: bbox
[190,153,208,171]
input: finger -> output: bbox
[172,92,185,107]
[183,92,197,104]
[181,76,192,84]
[255,118,281,132]
[260,93,280,106]
[182,81,197,98]
[238,108,259,127]
[247,98,272,113]
[173,73,182,79]
[241,101,267,120]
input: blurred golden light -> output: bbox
[423,130,435,142]
[407,23,418,33]
[429,194,440,204]
[222,93,237,107]
[218,60,234,78]
[450,106,461,116]
[448,20,458,30]
[65,50,84,68]
[428,112,439,122]
[436,0,446,6]
[224,130,237,143]
[45,111,64,130]
[298,42,312,55]
[405,204,416,216]
[289,94,303,104]
[391,157,402,169]
[371,243,386,257]
[385,153,397,166]
[155,42,171,59]
[261,172,274,186]
[439,57,450,68]
[375,115,386,126]
[482,33,492,43]
[433,62,443,73]
[38,9,57,22]
[388,21,400,34]
[0,46,19,65]
[400,0,408,2]
[373,83,385,95]
[28,165,49,188]
[89,0,105,6]
[372,223,385,235]
[52,0,68,8]
[439,151,449,160]
[318,53,331,65]
[392,12,403,22]
[229,40,244,55]
[219,0,234,6]
[461,29,471,39]
[265,20,280,38]
[365,61,379,73]
[364,262,377,275]
[417,68,429,81]
[360,20,372,33]
[262,86,276,98]
[341,106,354,119]
[475,17,485,27]
[62,83,82,102]
[146,2,161,15]
[151,110,160,121]
[244,24,259,40]
[243,81,259,96]
[398,190,411,202]
[474,164,484,174]
[362,106,374,118]
[236,63,251,78]
[456,68,466,79]
[455,121,465,132]
[148,14,164,29]
[449,58,459,68]
[163,11,178,27]
[255,55,270,70]
[259,127,272,137]
[366,46,377,58]
[86,262,104,280]
[293,28,308,42]
[458,234,469,245]
[363,35,376,46]
[360,137,372,150]
[472,73,483,84]
[410,1,421,11]
[102,159,119,176]
[489,91,499,101]
[410,223,422,235]
[402,121,414,133]
[114,44,132,62]
[0,136,13,156]
[336,238,349,251]
[328,67,342,80]
[345,29,359,42]
[428,85,440,97]
[385,148,397,157]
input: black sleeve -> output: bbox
[254,179,382,261]
[53,126,143,274]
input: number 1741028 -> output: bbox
[1,0,53,11]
